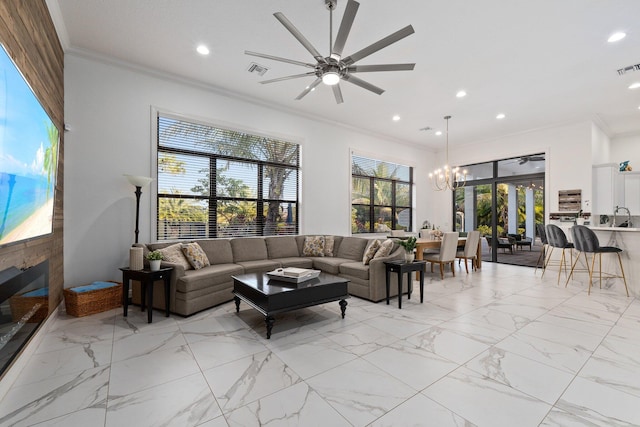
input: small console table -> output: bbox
[120,267,172,323]
[384,260,426,309]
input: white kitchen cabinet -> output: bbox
[620,172,640,214]
[592,164,620,214]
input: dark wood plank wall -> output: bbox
[0,0,65,312]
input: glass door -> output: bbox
[493,179,544,266]
[453,155,545,266]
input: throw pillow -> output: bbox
[181,242,210,270]
[373,239,395,259]
[362,239,381,265]
[302,236,325,256]
[157,243,192,271]
[324,235,335,257]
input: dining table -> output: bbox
[413,237,482,279]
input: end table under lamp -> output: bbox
[124,174,153,270]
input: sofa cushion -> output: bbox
[311,257,350,275]
[157,243,192,271]
[197,239,234,265]
[176,263,243,293]
[303,236,325,256]
[272,257,314,269]
[265,236,300,259]
[235,259,281,274]
[336,237,368,261]
[362,239,381,265]
[181,242,210,270]
[373,239,395,259]
[339,262,370,281]
[231,238,268,262]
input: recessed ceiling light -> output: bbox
[196,45,210,55]
[629,82,640,90]
[496,113,506,119]
[392,115,401,121]
[456,90,467,98]
[608,32,626,43]
[435,131,443,136]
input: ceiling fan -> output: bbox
[518,155,545,165]
[245,0,415,104]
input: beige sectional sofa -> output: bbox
[134,235,405,316]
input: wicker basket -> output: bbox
[9,292,49,323]
[64,281,123,317]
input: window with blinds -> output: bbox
[351,154,413,233]
[157,114,299,240]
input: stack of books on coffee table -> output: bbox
[266,267,321,283]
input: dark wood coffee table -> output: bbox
[232,272,349,339]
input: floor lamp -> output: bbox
[124,174,153,244]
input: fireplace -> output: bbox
[0,260,49,377]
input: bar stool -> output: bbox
[534,223,549,274]
[567,225,629,297]
[543,224,574,285]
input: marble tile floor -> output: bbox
[1,262,639,427]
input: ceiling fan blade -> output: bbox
[332,84,344,104]
[295,77,323,100]
[347,63,415,73]
[332,0,359,57]
[342,74,384,95]
[260,72,317,84]
[245,51,316,68]
[343,25,415,66]
[274,12,326,63]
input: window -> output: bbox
[156,114,299,240]
[351,154,413,233]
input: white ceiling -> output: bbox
[49,0,640,149]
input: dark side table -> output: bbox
[120,267,173,323]
[384,260,426,309]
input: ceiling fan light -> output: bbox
[322,72,340,85]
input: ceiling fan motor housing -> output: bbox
[246,0,415,103]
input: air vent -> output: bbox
[617,63,640,75]
[247,62,269,76]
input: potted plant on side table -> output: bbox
[146,250,163,271]
[397,236,417,262]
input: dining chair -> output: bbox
[456,230,480,273]
[425,232,459,279]
[566,225,629,296]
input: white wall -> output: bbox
[426,122,593,227]
[611,133,640,169]
[591,122,611,165]
[63,53,435,286]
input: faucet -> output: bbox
[613,206,632,227]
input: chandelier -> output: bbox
[428,115,468,191]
